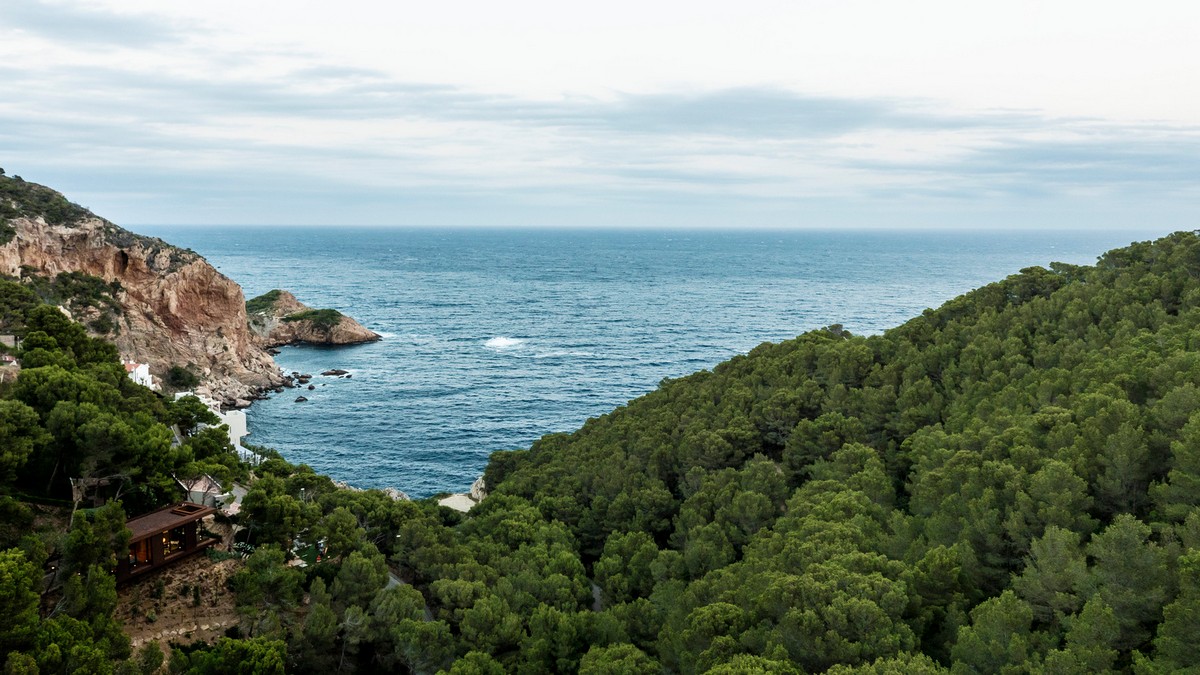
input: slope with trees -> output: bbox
[9,230,1200,672]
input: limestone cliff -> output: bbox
[246,289,380,347]
[0,176,282,401]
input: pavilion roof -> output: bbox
[126,502,215,542]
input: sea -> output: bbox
[136,226,1151,498]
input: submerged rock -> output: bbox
[294,396,308,403]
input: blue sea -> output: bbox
[137,226,1150,497]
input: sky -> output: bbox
[1,0,1198,229]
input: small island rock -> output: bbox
[246,289,380,348]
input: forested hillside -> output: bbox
[6,231,1200,673]
[0,275,253,673]
[442,232,1200,673]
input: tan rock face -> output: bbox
[247,289,380,348]
[0,215,283,400]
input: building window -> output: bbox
[164,526,186,555]
[129,539,151,568]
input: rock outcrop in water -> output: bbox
[246,289,380,348]
[0,176,285,400]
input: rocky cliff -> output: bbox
[0,176,282,401]
[246,289,380,347]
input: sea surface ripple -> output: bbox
[139,226,1147,497]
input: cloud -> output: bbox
[0,1,179,47]
[0,7,1196,229]
[594,90,898,138]
[959,137,1200,187]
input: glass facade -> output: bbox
[128,539,151,569]
[164,526,186,555]
[117,503,219,583]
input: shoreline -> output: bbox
[221,353,486,508]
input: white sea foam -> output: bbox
[485,336,525,350]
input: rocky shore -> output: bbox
[0,211,283,401]
[0,179,379,404]
[1,177,485,502]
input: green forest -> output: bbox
[5,229,1200,673]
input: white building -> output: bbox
[174,391,257,464]
[123,360,157,390]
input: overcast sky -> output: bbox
[1,1,1198,229]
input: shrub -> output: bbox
[166,365,200,389]
[282,308,342,330]
[88,315,115,335]
[245,290,283,315]
[0,174,91,226]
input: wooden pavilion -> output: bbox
[115,502,218,583]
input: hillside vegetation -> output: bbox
[280,309,343,330]
[443,231,1200,673]
[246,290,285,316]
[5,231,1200,673]
[0,171,93,231]
[0,276,252,674]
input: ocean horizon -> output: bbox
[138,225,1156,497]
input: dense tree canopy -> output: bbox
[9,232,1200,672]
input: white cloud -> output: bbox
[0,1,1197,228]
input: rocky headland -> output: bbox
[0,175,376,403]
[246,289,380,348]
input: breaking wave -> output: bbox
[484,336,525,350]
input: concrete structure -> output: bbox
[0,352,17,384]
[174,391,256,464]
[123,360,157,390]
[176,474,225,508]
[437,493,477,512]
[116,502,218,583]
